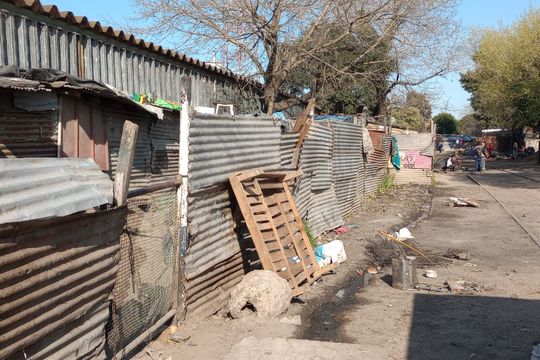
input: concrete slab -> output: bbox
[223,336,386,360]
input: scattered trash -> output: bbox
[380,231,434,264]
[531,344,540,360]
[145,348,164,360]
[279,315,302,326]
[444,248,471,261]
[395,227,414,240]
[367,267,378,274]
[424,269,438,278]
[315,240,347,265]
[450,197,479,207]
[444,280,482,294]
[336,289,345,298]
[334,226,349,235]
[465,262,477,267]
[227,270,291,319]
[392,256,418,290]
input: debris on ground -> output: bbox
[367,267,378,274]
[424,269,438,278]
[145,348,171,360]
[169,330,191,343]
[336,289,345,298]
[415,283,447,292]
[315,239,347,265]
[391,256,418,290]
[444,248,471,261]
[396,227,414,240]
[334,225,350,234]
[279,315,302,326]
[227,270,292,319]
[444,280,482,294]
[450,197,479,207]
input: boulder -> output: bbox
[228,270,292,319]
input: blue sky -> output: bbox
[51,0,540,118]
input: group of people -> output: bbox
[440,140,492,173]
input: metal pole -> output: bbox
[173,94,190,324]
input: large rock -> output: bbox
[228,270,292,319]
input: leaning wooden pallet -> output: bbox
[229,168,332,296]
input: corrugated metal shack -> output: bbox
[0,157,127,360]
[391,133,435,185]
[0,0,261,112]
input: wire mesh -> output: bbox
[106,187,179,358]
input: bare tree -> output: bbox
[132,0,461,114]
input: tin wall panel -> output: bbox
[300,123,333,191]
[185,113,281,318]
[0,158,113,224]
[148,114,179,182]
[292,174,312,219]
[393,133,434,155]
[189,114,281,190]
[0,207,127,360]
[306,186,344,238]
[0,111,58,158]
[279,132,298,170]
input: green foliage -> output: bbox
[460,10,540,137]
[391,106,424,131]
[405,91,432,131]
[303,223,317,249]
[433,112,458,134]
[284,23,394,115]
[458,114,486,135]
[378,173,395,194]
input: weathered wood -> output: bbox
[292,98,315,133]
[113,120,138,206]
[229,168,324,295]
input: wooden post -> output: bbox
[113,120,138,207]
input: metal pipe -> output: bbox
[114,309,176,360]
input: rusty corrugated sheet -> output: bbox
[0,110,58,158]
[0,158,113,224]
[0,207,127,360]
[0,1,261,111]
[185,113,281,319]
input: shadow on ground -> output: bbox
[407,294,540,360]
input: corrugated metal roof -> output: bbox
[0,206,127,360]
[0,158,113,224]
[1,0,251,84]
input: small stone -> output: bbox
[170,331,191,343]
[336,289,345,298]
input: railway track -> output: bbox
[468,170,540,248]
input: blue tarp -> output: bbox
[314,115,354,122]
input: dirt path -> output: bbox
[333,166,540,360]
[133,163,540,360]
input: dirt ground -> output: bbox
[134,155,540,360]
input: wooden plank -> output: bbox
[252,178,298,292]
[229,174,276,272]
[292,98,315,133]
[274,194,310,282]
[113,120,138,206]
[282,183,320,275]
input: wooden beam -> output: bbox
[292,98,315,133]
[113,120,138,207]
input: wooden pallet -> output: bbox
[229,169,325,296]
